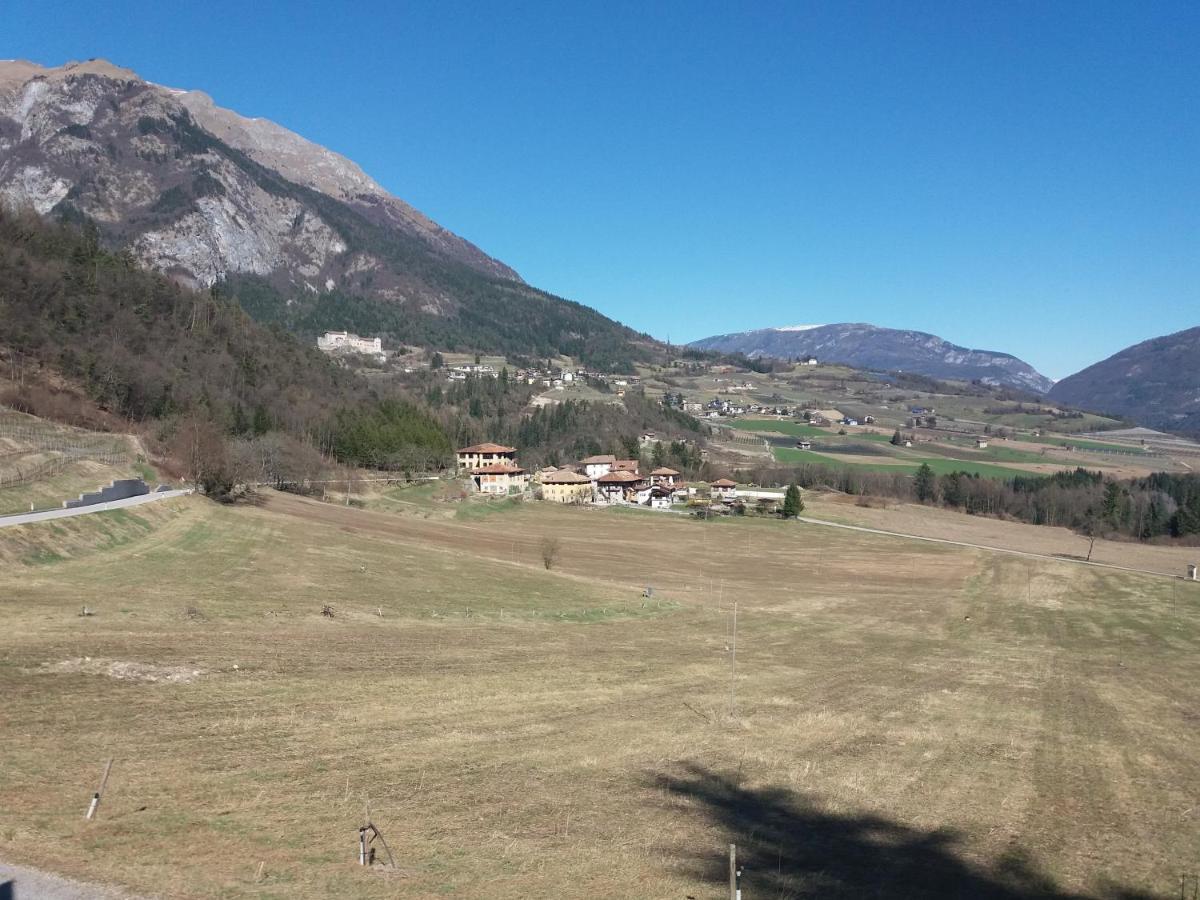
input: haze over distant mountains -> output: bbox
[1048,326,1200,436]
[0,58,649,368]
[689,323,1055,394]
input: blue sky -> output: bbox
[4,1,1197,379]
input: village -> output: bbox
[455,440,771,512]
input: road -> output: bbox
[0,858,148,899]
[0,489,191,529]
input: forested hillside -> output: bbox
[0,210,703,490]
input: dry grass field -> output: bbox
[1,490,1198,899]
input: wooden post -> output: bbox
[729,600,739,718]
[85,758,113,820]
[728,843,737,900]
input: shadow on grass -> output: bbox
[653,763,1159,899]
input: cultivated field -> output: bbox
[1,490,1198,898]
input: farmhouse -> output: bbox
[317,331,383,357]
[581,454,616,479]
[976,438,989,449]
[647,486,674,510]
[710,478,738,501]
[649,467,680,487]
[540,470,594,504]
[470,462,528,495]
[595,470,642,503]
[612,459,640,475]
[457,442,518,471]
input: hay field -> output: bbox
[1,492,1197,899]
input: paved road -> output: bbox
[0,489,191,529]
[796,515,1187,580]
[0,859,148,899]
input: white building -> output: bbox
[317,331,383,357]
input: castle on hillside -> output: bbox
[317,331,383,357]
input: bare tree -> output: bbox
[540,536,561,570]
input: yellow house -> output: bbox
[540,470,594,503]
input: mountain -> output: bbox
[688,323,1055,393]
[1047,326,1200,436]
[0,59,649,369]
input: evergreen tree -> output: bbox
[782,482,803,518]
[914,463,937,503]
[890,428,902,446]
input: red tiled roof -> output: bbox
[650,467,680,476]
[471,463,526,475]
[541,471,592,484]
[458,442,517,454]
[597,471,642,483]
[612,459,640,471]
[580,454,616,465]
[710,478,738,487]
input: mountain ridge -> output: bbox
[688,322,1055,394]
[0,58,648,369]
[1048,326,1200,436]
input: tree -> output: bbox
[782,483,803,518]
[890,428,902,446]
[430,352,444,369]
[914,463,937,503]
[540,536,561,570]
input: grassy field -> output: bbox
[770,446,1042,479]
[1,491,1198,899]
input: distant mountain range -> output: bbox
[0,59,650,369]
[688,323,1055,394]
[1048,326,1200,436]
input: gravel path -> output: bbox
[0,859,149,899]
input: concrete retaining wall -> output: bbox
[64,478,150,509]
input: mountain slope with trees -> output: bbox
[688,323,1054,393]
[0,59,654,370]
[1048,326,1200,436]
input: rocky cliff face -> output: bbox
[1048,326,1200,435]
[689,322,1055,394]
[0,58,519,295]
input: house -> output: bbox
[842,417,859,426]
[649,466,680,487]
[470,462,528,495]
[595,470,643,503]
[540,470,594,504]
[612,459,640,476]
[581,454,616,479]
[317,331,384,357]
[646,486,674,510]
[802,357,818,366]
[797,440,812,450]
[976,438,989,449]
[710,478,738,501]
[457,442,518,471]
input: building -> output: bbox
[802,357,818,366]
[976,438,989,449]
[710,478,738,501]
[647,486,674,510]
[581,454,616,479]
[797,440,812,450]
[649,467,680,487]
[457,443,518,471]
[470,462,528,495]
[595,470,642,503]
[317,331,383,357]
[540,470,594,504]
[612,459,640,475]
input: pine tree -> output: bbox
[890,428,902,446]
[914,463,937,503]
[782,483,803,518]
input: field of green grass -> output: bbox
[770,446,1045,479]
[3,490,1198,899]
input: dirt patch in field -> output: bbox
[39,658,206,683]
